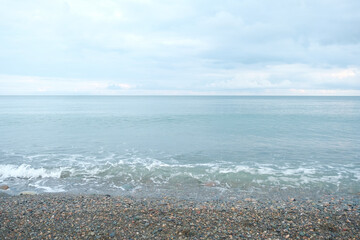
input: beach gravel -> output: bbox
[0,193,359,239]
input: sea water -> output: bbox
[0,96,359,197]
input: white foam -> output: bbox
[29,183,66,193]
[319,173,343,185]
[346,168,360,181]
[0,164,62,179]
[282,167,316,175]
[354,172,360,181]
[256,166,277,175]
[218,165,255,174]
[2,149,358,193]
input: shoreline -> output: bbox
[1,192,359,239]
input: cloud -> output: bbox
[107,83,133,90]
[0,75,134,94]
[206,64,360,90]
[0,0,359,95]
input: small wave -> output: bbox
[1,152,359,194]
[0,164,63,179]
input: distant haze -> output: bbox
[0,0,359,95]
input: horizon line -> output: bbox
[1,94,359,97]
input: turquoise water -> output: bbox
[0,96,359,196]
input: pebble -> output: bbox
[0,193,359,239]
[0,185,9,190]
[204,182,216,187]
[0,192,10,197]
[19,191,37,196]
[244,198,256,202]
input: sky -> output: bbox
[0,0,359,95]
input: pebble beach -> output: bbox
[1,192,359,239]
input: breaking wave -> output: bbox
[0,164,63,179]
[1,153,359,195]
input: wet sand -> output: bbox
[1,192,359,239]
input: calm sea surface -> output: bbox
[0,96,359,197]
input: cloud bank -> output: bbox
[0,0,359,95]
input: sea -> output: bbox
[0,96,359,198]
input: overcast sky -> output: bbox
[0,0,359,95]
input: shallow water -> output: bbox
[0,96,359,196]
